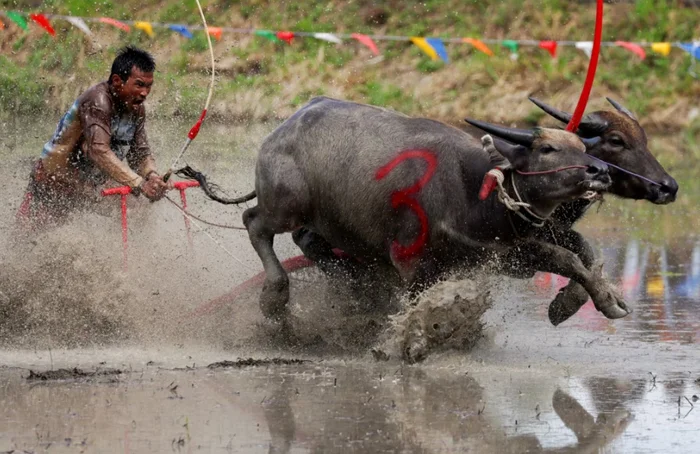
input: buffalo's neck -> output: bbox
[549,199,595,229]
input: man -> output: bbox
[16,46,170,230]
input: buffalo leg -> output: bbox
[292,227,358,280]
[518,240,631,320]
[546,230,597,325]
[243,206,289,321]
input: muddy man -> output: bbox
[16,46,171,231]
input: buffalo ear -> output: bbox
[481,135,528,170]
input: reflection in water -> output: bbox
[0,366,645,453]
[533,238,700,344]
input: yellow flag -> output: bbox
[410,37,438,60]
[134,21,154,38]
[651,42,671,56]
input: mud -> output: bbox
[26,367,122,381]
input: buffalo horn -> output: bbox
[528,97,572,123]
[606,97,637,121]
[465,118,534,147]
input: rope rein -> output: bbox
[164,195,246,230]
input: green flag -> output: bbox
[6,12,28,30]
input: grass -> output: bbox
[0,0,698,162]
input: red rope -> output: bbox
[566,0,603,132]
[516,165,588,176]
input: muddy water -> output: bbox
[1,117,699,452]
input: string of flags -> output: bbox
[1,10,698,64]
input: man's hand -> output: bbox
[140,173,171,201]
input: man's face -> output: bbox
[111,66,154,111]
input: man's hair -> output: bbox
[109,46,156,83]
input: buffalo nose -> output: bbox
[659,177,679,197]
[586,161,608,177]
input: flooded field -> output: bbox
[0,117,699,452]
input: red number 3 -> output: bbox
[375,150,437,263]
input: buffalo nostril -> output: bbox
[660,178,679,196]
[586,163,608,176]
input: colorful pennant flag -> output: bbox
[277,31,294,44]
[502,40,519,53]
[255,29,279,42]
[426,38,448,62]
[462,38,493,56]
[575,41,593,58]
[66,17,92,35]
[6,12,28,30]
[100,17,130,32]
[615,41,646,60]
[169,24,193,39]
[410,37,438,60]
[539,40,557,58]
[651,42,671,56]
[134,21,154,38]
[679,42,700,60]
[207,26,222,41]
[314,32,342,44]
[0,18,4,30]
[351,33,379,56]
[29,14,56,36]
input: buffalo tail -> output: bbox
[175,165,256,205]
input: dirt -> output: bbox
[26,367,122,381]
[207,358,309,369]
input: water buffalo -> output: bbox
[183,97,630,325]
[495,97,678,325]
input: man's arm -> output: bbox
[80,96,144,189]
[127,110,158,178]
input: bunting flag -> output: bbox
[615,41,646,60]
[208,26,222,41]
[0,11,697,67]
[66,16,91,35]
[100,17,130,32]
[539,40,557,58]
[134,21,154,38]
[651,42,671,56]
[314,32,342,44]
[410,37,438,60]
[276,31,294,43]
[679,42,700,60]
[6,11,27,30]
[29,14,56,36]
[351,33,379,56]
[255,30,279,42]
[575,41,593,58]
[462,38,493,56]
[169,24,192,39]
[426,38,448,62]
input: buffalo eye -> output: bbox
[540,144,556,153]
[608,135,625,148]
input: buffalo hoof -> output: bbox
[589,263,632,320]
[259,277,290,322]
[548,284,589,326]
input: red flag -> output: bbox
[538,40,558,58]
[29,13,56,36]
[615,41,646,60]
[208,26,222,41]
[100,17,131,32]
[276,31,294,44]
[351,33,380,56]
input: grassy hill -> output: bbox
[1,0,699,160]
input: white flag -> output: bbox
[66,17,92,35]
[575,41,593,58]
[314,33,342,44]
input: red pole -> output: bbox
[173,180,199,249]
[121,193,128,270]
